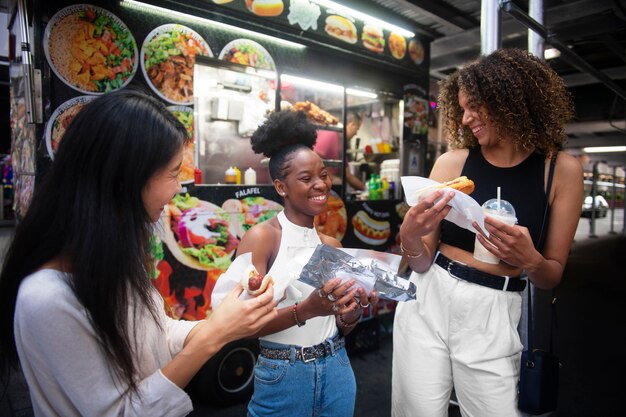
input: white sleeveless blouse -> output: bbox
[260,211,338,346]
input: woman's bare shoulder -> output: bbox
[238,217,280,251]
[430,149,469,181]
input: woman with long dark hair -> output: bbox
[0,89,277,416]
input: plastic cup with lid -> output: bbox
[473,198,517,264]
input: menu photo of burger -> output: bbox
[388,32,407,60]
[361,24,385,54]
[324,15,357,44]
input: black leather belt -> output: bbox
[260,336,346,363]
[435,252,526,292]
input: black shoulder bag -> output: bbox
[518,154,560,415]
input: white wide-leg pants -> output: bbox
[392,262,524,417]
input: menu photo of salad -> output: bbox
[167,106,195,184]
[141,24,213,105]
[43,4,138,94]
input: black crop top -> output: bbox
[440,148,550,252]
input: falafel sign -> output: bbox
[209,0,427,67]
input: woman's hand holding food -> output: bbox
[298,278,356,319]
[474,216,543,270]
[400,190,455,247]
[202,283,277,347]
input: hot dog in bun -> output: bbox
[241,264,273,296]
[352,210,391,246]
[245,0,284,16]
[325,15,357,44]
[362,25,385,53]
[413,176,475,200]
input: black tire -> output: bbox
[187,339,259,406]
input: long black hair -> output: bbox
[250,110,318,180]
[0,89,188,393]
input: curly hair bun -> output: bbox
[250,110,318,158]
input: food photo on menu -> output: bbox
[159,193,239,272]
[324,14,357,44]
[221,196,283,238]
[218,39,276,70]
[44,4,138,94]
[408,38,425,65]
[245,0,285,16]
[314,191,348,242]
[141,24,212,105]
[361,24,385,54]
[167,106,195,184]
[287,0,321,30]
[45,96,96,159]
[388,32,407,60]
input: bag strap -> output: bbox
[527,153,557,353]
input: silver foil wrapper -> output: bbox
[298,244,416,302]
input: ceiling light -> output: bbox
[582,146,626,153]
[346,88,378,99]
[310,0,414,38]
[121,0,306,49]
[281,74,344,93]
[544,48,561,60]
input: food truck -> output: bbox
[8,0,431,405]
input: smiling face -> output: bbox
[275,148,332,224]
[142,149,183,222]
[458,90,499,147]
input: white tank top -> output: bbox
[260,211,338,346]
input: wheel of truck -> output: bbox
[188,339,259,406]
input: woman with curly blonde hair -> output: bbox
[392,48,583,416]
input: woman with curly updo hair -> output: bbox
[213,110,377,417]
[392,49,583,416]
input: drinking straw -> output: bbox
[497,186,501,212]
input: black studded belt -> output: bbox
[435,252,526,292]
[260,336,346,363]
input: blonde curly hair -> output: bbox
[437,48,574,154]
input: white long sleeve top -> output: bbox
[14,269,199,417]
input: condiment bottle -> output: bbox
[194,168,202,184]
[225,167,237,184]
[244,167,257,185]
[233,166,241,184]
[381,176,390,199]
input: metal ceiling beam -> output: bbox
[404,0,479,30]
[430,0,614,61]
[500,0,626,101]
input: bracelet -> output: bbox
[401,241,425,259]
[292,302,306,327]
[338,313,360,328]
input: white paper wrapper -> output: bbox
[401,176,487,236]
[211,252,298,309]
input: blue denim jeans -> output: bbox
[247,338,356,417]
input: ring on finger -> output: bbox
[332,303,340,313]
[327,293,337,302]
[318,288,327,298]
[359,301,370,309]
